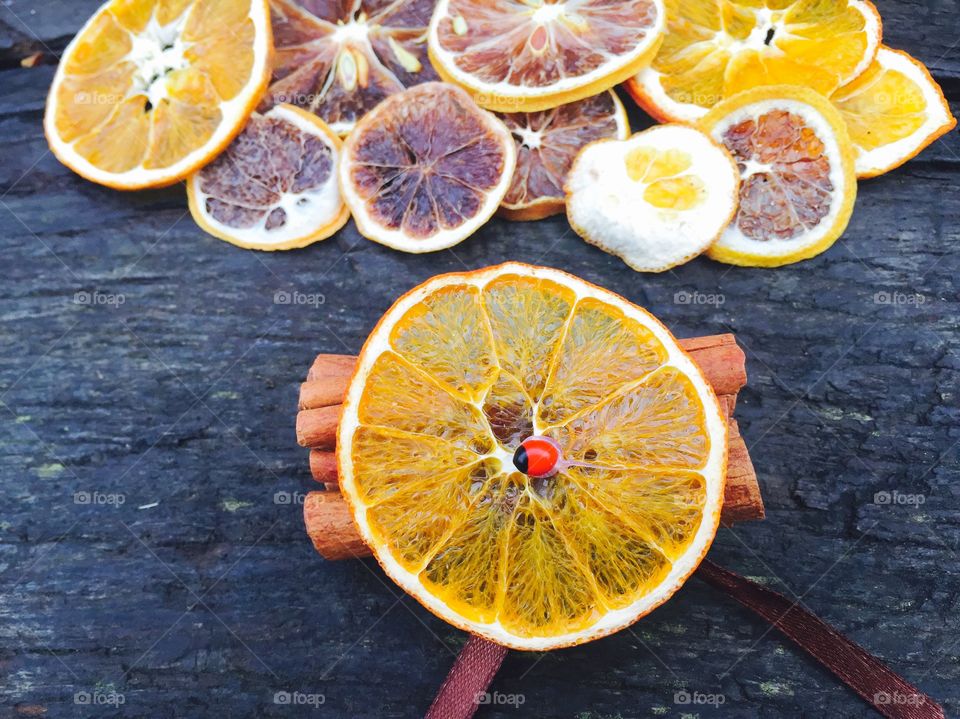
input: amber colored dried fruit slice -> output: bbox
[339,82,516,252]
[263,0,439,135]
[497,91,629,221]
[187,104,348,250]
[428,0,665,112]
[338,262,727,650]
[45,0,272,189]
[699,85,858,267]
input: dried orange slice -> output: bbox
[187,104,348,250]
[339,82,516,253]
[626,0,881,124]
[263,0,439,135]
[338,263,727,650]
[699,86,857,267]
[45,0,272,189]
[566,124,739,272]
[428,0,665,112]
[831,46,956,179]
[498,91,629,221]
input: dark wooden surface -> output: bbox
[2,1,959,717]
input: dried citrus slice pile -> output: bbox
[627,0,881,123]
[187,104,349,250]
[831,47,956,179]
[700,86,857,267]
[566,125,739,272]
[339,83,516,252]
[45,0,272,189]
[263,0,439,135]
[498,91,629,221]
[338,263,727,649]
[428,0,665,112]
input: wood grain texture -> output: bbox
[0,2,958,716]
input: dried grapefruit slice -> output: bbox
[339,82,516,252]
[187,104,348,250]
[338,263,727,650]
[700,86,857,267]
[263,0,439,135]
[45,0,272,189]
[831,46,956,179]
[428,0,665,112]
[498,91,629,221]
[566,125,740,272]
[626,0,881,124]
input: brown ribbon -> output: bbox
[424,561,944,719]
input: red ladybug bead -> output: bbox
[513,436,560,478]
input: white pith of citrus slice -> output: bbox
[566,124,740,273]
[427,0,665,112]
[700,85,858,267]
[45,0,272,190]
[187,104,349,251]
[625,0,881,124]
[498,91,629,221]
[337,262,727,651]
[831,46,957,179]
[339,82,516,253]
[263,0,439,136]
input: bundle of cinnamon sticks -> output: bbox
[296,334,765,561]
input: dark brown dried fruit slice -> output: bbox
[498,91,629,221]
[187,104,349,250]
[339,82,516,253]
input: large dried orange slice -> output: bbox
[338,263,727,650]
[263,0,439,136]
[699,86,857,267]
[339,82,516,253]
[498,91,629,221]
[626,0,881,124]
[428,0,665,112]
[45,0,272,189]
[831,46,956,179]
[566,124,739,272]
[187,104,349,250]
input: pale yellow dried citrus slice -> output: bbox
[428,0,665,112]
[339,82,516,253]
[45,0,272,189]
[565,124,739,272]
[498,91,629,221]
[831,46,956,179]
[263,0,439,135]
[699,85,857,267]
[187,104,348,250]
[626,0,881,124]
[338,262,727,650]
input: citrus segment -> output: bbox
[626,0,881,123]
[831,46,957,178]
[263,0,439,135]
[339,82,516,252]
[428,0,665,112]
[498,91,629,221]
[187,104,349,250]
[566,124,740,272]
[339,263,727,650]
[700,85,857,266]
[45,0,272,189]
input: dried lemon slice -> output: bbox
[187,104,349,250]
[566,125,739,272]
[338,262,727,650]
